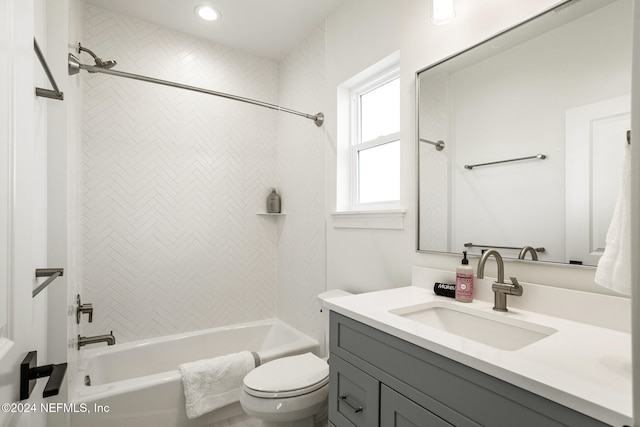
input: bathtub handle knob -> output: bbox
[76,294,94,324]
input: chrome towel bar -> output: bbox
[465,153,546,170]
[464,243,545,253]
[420,138,445,151]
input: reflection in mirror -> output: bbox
[417,0,632,266]
[0,153,6,336]
[0,163,6,337]
[0,17,9,337]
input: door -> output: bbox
[565,95,630,266]
[0,0,49,426]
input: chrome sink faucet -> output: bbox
[77,331,116,349]
[476,249,523,312]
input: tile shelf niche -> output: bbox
[256,212,286,216]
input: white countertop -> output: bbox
[323,286,632,426]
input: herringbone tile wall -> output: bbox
[81,5,280,342]
[276,25,327,352]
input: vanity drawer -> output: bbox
[329,354,379,427]
[381,385,453,427]
[330,312,609,427]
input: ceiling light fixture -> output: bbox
[431,0,456,25]
[195,5,220,21]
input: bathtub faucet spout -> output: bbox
[78,331,116,349]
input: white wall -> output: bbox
[46,0,84,419]
[31,1,51,425]
[80,5,280,343]
[275,25,328,352]
[33,0,49,384]
[0,0,50,424]
[45,0,71,414]
[324,0,627,297]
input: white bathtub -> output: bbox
[70,318,320,427]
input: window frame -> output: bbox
[349,67,401,210]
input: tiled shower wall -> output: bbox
[81,5,280,342]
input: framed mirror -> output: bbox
[417,0,632,266]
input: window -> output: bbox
[332,54,405,230]
[351,69,400,208]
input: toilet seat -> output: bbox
[243,352,329,398]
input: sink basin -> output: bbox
[389,301,557,351]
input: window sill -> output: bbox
[331,209,406,230]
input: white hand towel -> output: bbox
[595,145,631,295]
[179,351,256,419]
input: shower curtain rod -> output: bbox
[67,53,324,127]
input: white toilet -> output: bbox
[239,290,351,427]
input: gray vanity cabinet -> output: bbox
[328,312,610,427]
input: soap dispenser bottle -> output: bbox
[266,188,281,213]
[455,251,474,302]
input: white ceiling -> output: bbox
[85,0,347,60]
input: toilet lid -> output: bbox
[243,353,328,397]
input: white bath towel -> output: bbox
[179,351,256,419]
[595,145,631,295]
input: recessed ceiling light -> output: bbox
[431,0,456,25]
[195,5,220,21]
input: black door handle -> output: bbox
[20,351,67,400]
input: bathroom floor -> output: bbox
[204,415,328,427]
[202,413,261,427]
